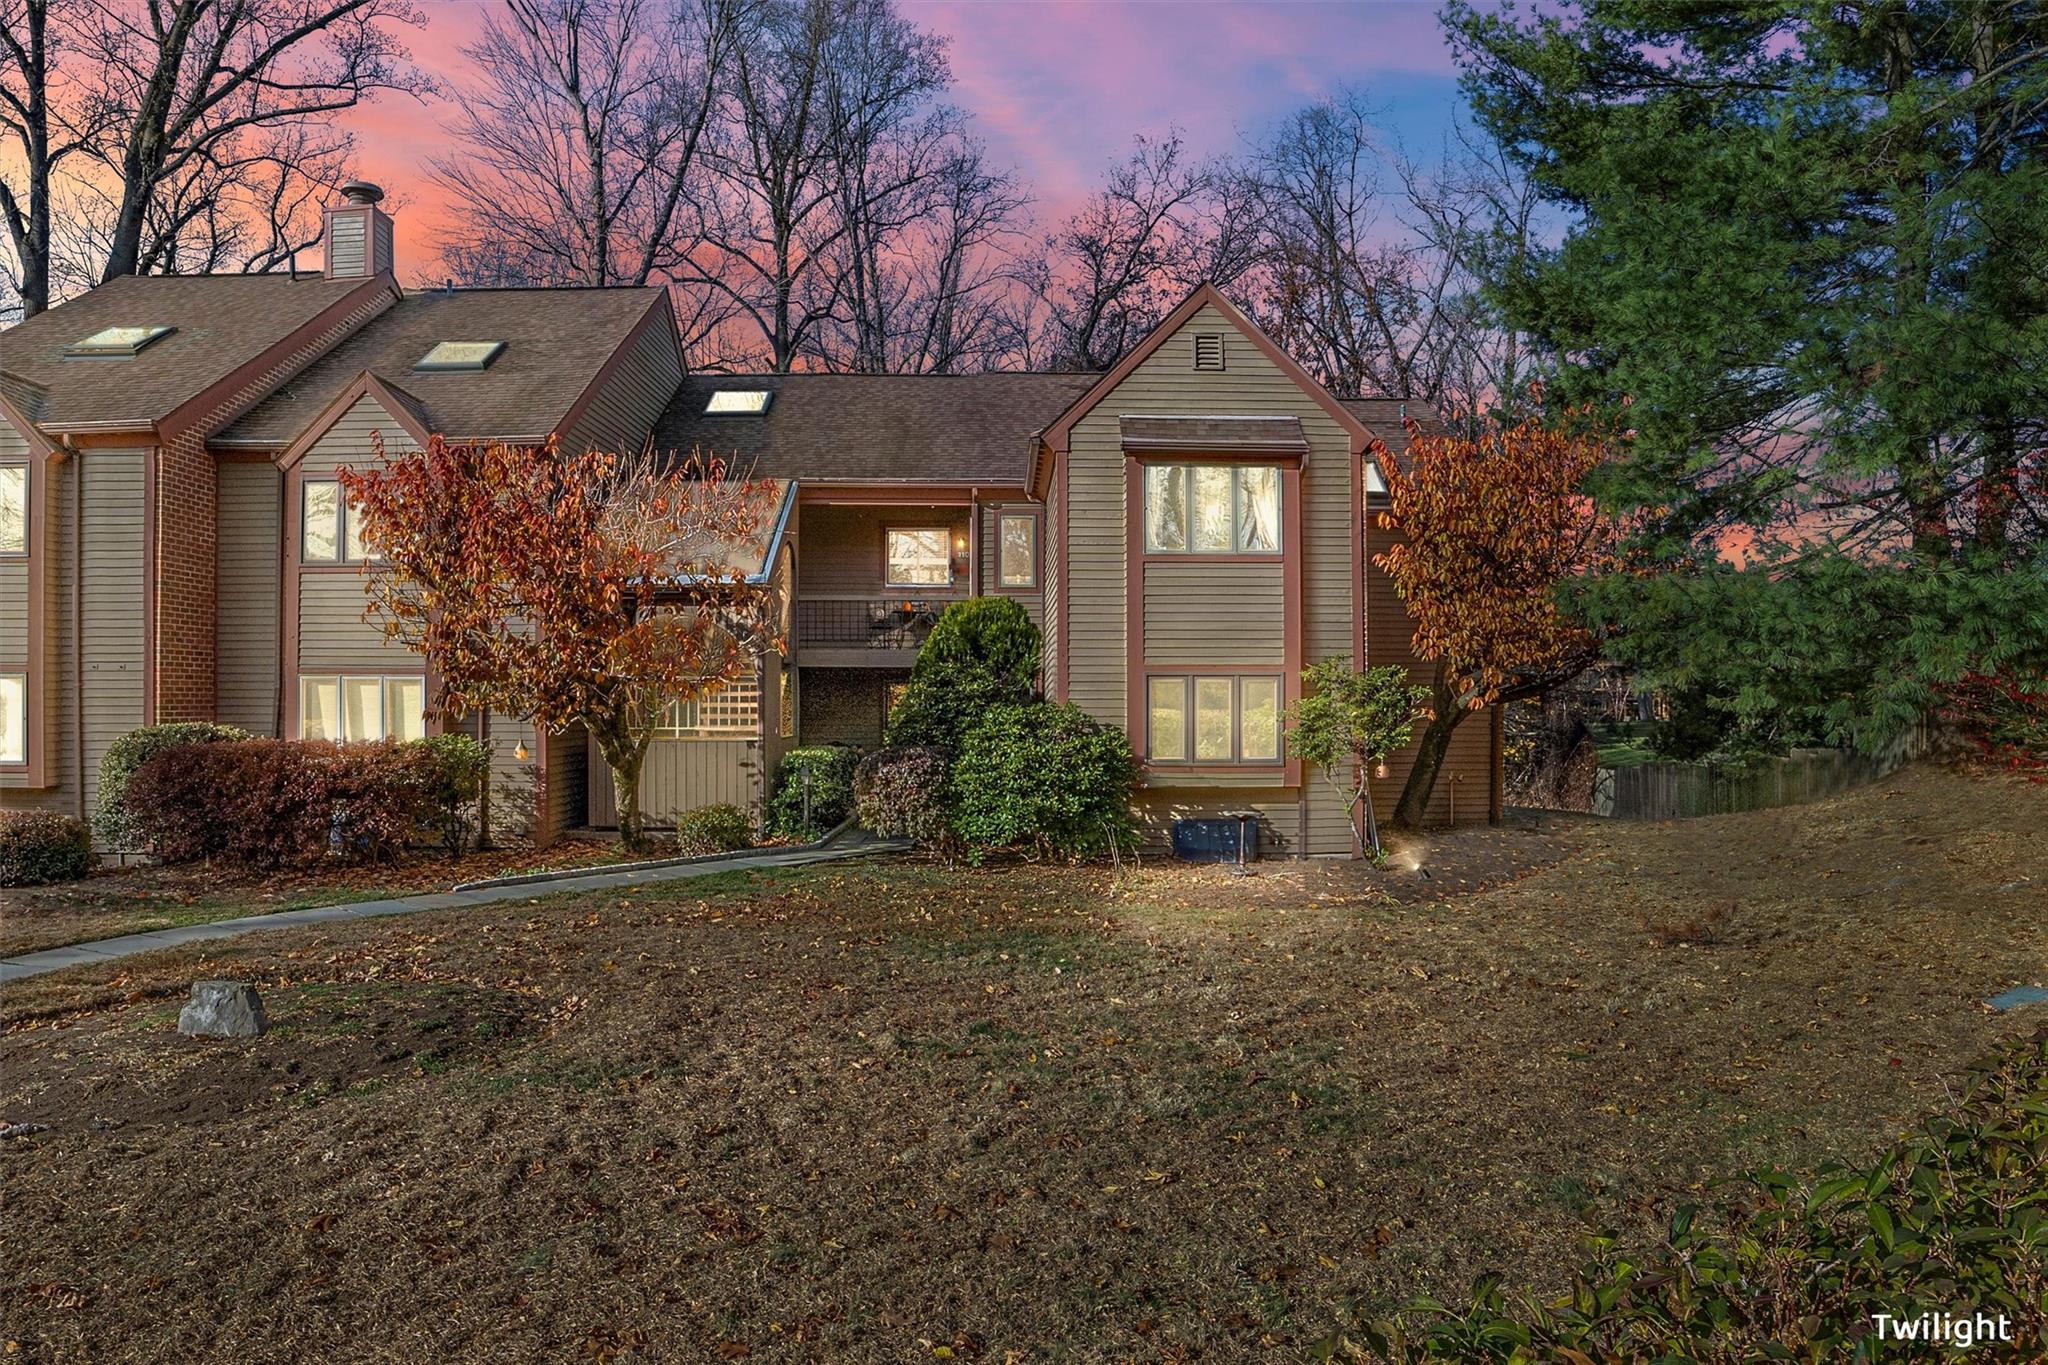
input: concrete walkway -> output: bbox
[0,834,905,986]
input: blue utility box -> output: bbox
[1172,813,1262,863]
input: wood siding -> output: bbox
[797,505,970,600]
[1142,559,1284,663]
[799,666,900,749]
[1043,466,1063,687]
[559,309,682,459]
[215,462,281,734]
[0,560,23,666]
[588,737,765,827]
[290,396,420,686]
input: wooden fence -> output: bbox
[1591,721,1931,821]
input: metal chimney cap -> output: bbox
[339,180,385,206]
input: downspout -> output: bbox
[967,487,981,595]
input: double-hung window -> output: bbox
[1143,464,1281,554]
[885,527,952,586]
[1145,674,1283,764]
[997,513,1036,587]
[301,479,377,563]
[299,675,425,742]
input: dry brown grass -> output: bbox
[1,761,2041,1363]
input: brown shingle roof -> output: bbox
[1119,414,1309,452]
[657,372,1099,486]
[1339,398,1440,475]
[0,273,376,430]
[217,285,664,445]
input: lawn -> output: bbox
[1,762,2042,1362]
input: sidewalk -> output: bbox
[1,833,905,986]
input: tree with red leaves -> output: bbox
[340,439,779,850]
[1375,404,1627,829]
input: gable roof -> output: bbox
[0,273,385,432]
[216,285,666,446]
[1338,397,1441,477]
[656,371,1098,486]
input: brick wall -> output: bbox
[149,289,395,722]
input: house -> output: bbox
[0,182,1499,856]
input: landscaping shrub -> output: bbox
[951,703,1137,860]
[1940,668,2048,781]
[93,722,250,846]
[763,745,860,839]
[886,596,1041,753]
[1328,1033,2048,1361]
[412,734,491,855]
[853,746,952,847]
[0,810,96,886]
[124,739,441,868]
[671,803,755,856]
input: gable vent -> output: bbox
[1192,333,1226,371]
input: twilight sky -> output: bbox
[342,0,1471,281]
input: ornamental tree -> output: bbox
[339,438,779,850]
[1375,405,1626,829]
[1284,659,1428,860]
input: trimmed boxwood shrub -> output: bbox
[412,733,491,855]
[763,745,860,840]
[672,803,755,856]
[886,597,1041,754]
[94,722,250,846]
[0,810,96,886]
[124,738,444,867]
[951,703,1138,860]
[853,746,952,847]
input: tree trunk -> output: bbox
[594,718,651,853]
[1391,666,1466,831]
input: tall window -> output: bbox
[0,672,24,763]
[885,527,952,586]
[0,464,25,554]
[1145,675,1283,763]
[301,479,376,563]
[299,675,425,742]
[1143,464,1280,554]
[997,513,1036,587]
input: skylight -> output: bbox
[705,389,772,415]
[414,340,505,372]
[65,325,174,357]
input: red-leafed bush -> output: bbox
[1938,670,2048,781]
[124,739,448,867]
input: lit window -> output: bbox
[998,513,1036,587]
[299,675,425,741]
[0,465,24,554]
[704,389,773,415]
[1145,674,1285,764]
[414,341,504,372]
[301,480,377,563]
[1143,463,1283,554]
[0,672,24,763]
[885,528,951,587]
[650,671,761,738]
[64,325,173,357]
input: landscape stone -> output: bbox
[177,981,269,1038]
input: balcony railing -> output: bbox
[797,597,946,652]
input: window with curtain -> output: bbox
[0,465,25,554]
[1144,675,1284,763]
[885,527,952,586]
[1142,464,1282,554]
[301,479,378,563]
[0,672,24,763]
[298,675,425,741]
[998,513,1036,587]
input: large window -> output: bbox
[998,513,1036,587]
[885,527,952,586]
[299,675,425,742]
[301,480,376,563]
[652,671,760,738]
[0,672,24,763]
[1143,464,1281,554]
[0,464,24,554]
[1145,674,1283,764]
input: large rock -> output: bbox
[177,981,269,1038]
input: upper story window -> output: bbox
[885,527,952,587]
[705,389,773,415]
[998,513,1036,587]
[0,464,25,554]
[414,341,504,372]
[301,480,378,563]
[64,325,173,357]
[1144,463,1281,554]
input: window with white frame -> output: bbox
[0,672,25,763]
[300,479,378,563]
[651,670,761,738]
[0,464,25,554]
[1145,674,1283,763]
[885,527,952,586]
[1143,463,1281,554]
[299,675,425,742]
[997,512,1036,587]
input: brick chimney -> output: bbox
[322,180,394,280]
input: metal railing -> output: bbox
[797,598,945,650]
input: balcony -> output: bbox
[796,597,947,667]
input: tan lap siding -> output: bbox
[2,458,73,810]
[587,737,763,828]
[798,505,971,600]
[558,306,683,459]
[1142,560,1283,663]
[1043,470,1063,687]
[296,574,399,669]
[0,560,23,668]
[1131,786,1297,858]
[80,452,148,817]
[216,463,281,734]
